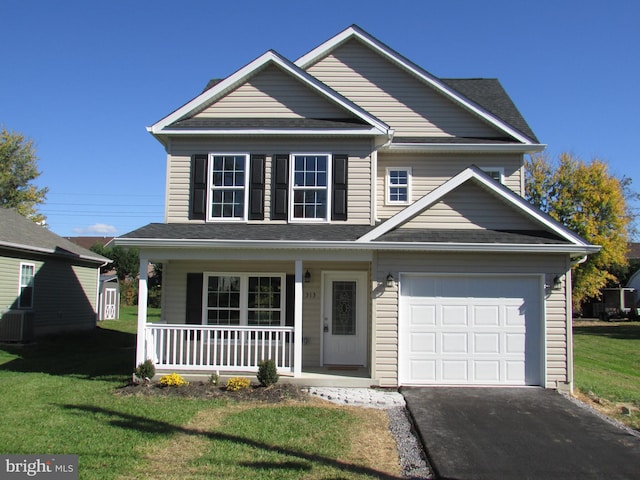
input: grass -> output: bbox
[0,309,400,479]
[573,320,640,430]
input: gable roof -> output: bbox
[0,208,109,264]
[357,166,599,254]
[148,50,390,139]
[296,25,540,146]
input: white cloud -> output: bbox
[73,223,118,235]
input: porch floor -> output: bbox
[158,367,377,388]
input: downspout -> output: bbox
[372,130,395,224]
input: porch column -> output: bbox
[136,255,149,367]
[294,260,303,377]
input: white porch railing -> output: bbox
[144,324,295,373]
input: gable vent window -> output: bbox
[209,154,249,220]
[386,167,411,205]
[291,154,330,221]
[482,167,504,184]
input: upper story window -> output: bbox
[481,167,504,184]
[209,154,249,220]
[386,167,411,205]
[290,154,331,221]
[19,263,35,309]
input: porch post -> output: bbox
[294,260,303,377]
[136,255,149,367]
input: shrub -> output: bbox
[159,373,189,387]
[226,377,251,391]
[208,372,219,385]
[134,359,155,380]
[257,359,279,387]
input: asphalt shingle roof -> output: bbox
[375,229,568,244]
[441,78,539,142]
[0,208,109,263]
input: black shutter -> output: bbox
[185,273,203,325]
[249,154,265,220]
[190,154,208,220]
[332,154,348,221]
[285,274,295,327]
[271,154,289,220]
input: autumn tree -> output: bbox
[0,126,48,223]
[525,153,631,309]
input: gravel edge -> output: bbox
[387,407,433,479]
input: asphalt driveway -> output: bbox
[402,387,640,480]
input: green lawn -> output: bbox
[0,310,399,479]
[573,321,640,430]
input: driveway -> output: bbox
[402,387,640,480]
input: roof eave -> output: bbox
[385,143,546,154]
[0,240,110,264]
[115,237,599,256]
[148,127,385,137]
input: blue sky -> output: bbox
[1,0,638,237]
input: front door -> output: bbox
[322,271,367,366]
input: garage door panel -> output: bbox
[410,360,436,381]
[410,305,435,325]
[474,333,500,354]
[411,333,435,353]
[442,332,468,353]
[474,305,500,326]
[399,275,542,386]
[442,305,468,325]
[474,360,500,381]
[442,360,468,381]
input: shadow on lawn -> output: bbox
[573,324,640,340]
[62,404,403,479]
[0,326,136,381]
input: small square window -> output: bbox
[482,167,504,184]
[386,167,411,205]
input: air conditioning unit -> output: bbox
[0,310,35,342]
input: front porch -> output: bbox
[142,323,376,387]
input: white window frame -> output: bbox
[289,153,332,223]
[18,263,35,309]
[481,167,504,184]
[202,273,286,326]
[207,153,250,222]
[385,167,412,205]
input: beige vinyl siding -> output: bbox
[196,64,351,119]
[306,38,501,138]
[378,152,524,220]
[373,252,569,388]
[397,182,541,230]
[162,259,369,368]
[165,137,374,224]
[0,250,98,335]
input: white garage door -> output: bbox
[399,275,542,386]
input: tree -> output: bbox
[525,153,631,309]
[0,126,48,223]
[90,244,140,281]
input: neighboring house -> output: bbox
[0,208,110,340]
[117,26,598,390]
[64,236,115,250]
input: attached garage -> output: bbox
[398,274,543,386]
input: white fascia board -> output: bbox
[149,49,389,135]
[386,143,547,154]
[0,240,109,264]
[357,166,594,247]
[152,128,382,136]
[115,237,599,255]
[296,25,536,144]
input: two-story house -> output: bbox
[118,25,598,390]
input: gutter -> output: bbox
[115,237,600,255]
[0,240,109,264]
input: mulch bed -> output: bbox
[116,381,311,403]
